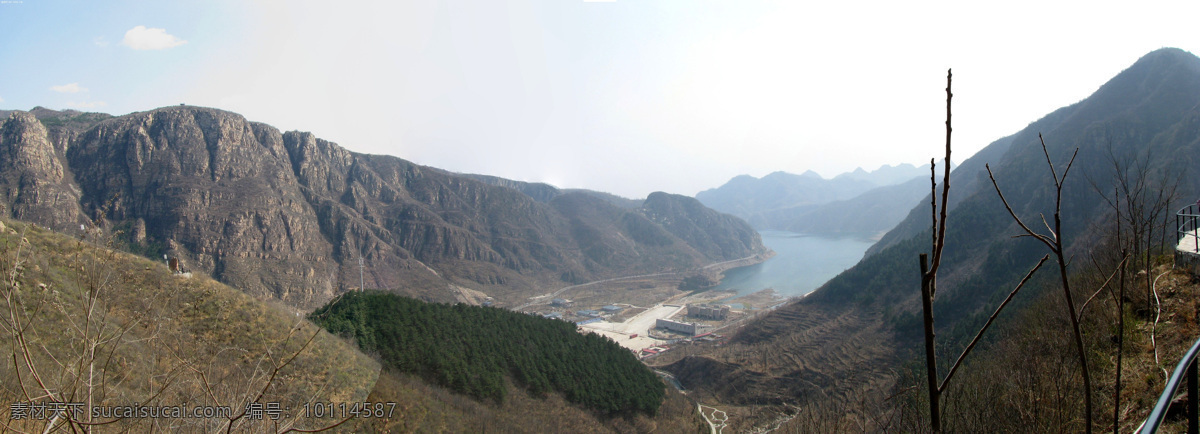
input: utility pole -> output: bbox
[358,256,364,292]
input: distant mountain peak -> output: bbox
[879,163,916,171]
[799,169,823,179]
[1083,47,1200,113]
[1129,47,1200,76]
[830,163,928,187]
[1140,47,1195,62]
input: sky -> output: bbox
[1,1,1198,198]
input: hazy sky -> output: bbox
[2,1,1198,198]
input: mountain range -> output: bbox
[696,163,933,235]
[0,106,767,310]
[667,47,1200,415]
[6,44,1200,431]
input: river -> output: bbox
[710,230,876,298]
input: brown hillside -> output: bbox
[0,219,379,432]
[0,106,767,310]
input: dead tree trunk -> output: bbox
[987,137,1092,433]
[918,69,1049,433]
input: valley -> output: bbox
[516,249,784,354]
[0,104,774,431]
[518,228,874,360]
[2,18,1200,430]
[652,47,1200,431]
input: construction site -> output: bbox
[524,287,788,360]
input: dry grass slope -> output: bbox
[656,301,898,431]
[0,220,379,432]
[351,369,706,433]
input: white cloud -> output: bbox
[93,36,110,47]
[50,83,87,93]
[66,101,107,109]
[121,26,187,50]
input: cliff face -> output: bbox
[0,106,767,310]
[0,112,87,228]
[68,108,341,307]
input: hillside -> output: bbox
[0,106,767,310]
[0,219,380,432]
[355,369,704,433]
[696,171,873,224]
[0,217,706,432]
[756,175,933,237]
[667,47,1200,427]
[310,291,664,415]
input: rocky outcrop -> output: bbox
[458,173,561,203]
[66,107,339,306]
[0,112,86,229]
[0,106,768,310]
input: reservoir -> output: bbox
[712,230,876,298]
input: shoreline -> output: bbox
[515,249,776,311]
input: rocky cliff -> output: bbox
[0,111,88,228]
[0,106,768,310]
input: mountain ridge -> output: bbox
[0,105,768,310]
[667,47,1200,418]
[696,163,931,234]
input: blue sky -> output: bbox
[2,1,1199,198]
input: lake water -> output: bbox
[711,230,877,298]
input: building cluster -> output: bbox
[687,303,730,320]
[655,318,699,336]
[537,303,626,325]
[639,345,670,358]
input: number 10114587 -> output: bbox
[302,402,397,419]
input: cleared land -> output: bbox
[517,252,773,311]
[581,304,685,351]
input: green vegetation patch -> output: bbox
[310,291,665,416]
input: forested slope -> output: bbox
[310,291,666,416]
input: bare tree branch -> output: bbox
[938,254,1050,392]
[990,136,1092,432]
[985,164,1056,248]
[1078,255,1129,319]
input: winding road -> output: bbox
[699,404,728,434]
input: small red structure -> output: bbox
[630,333,638,339]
